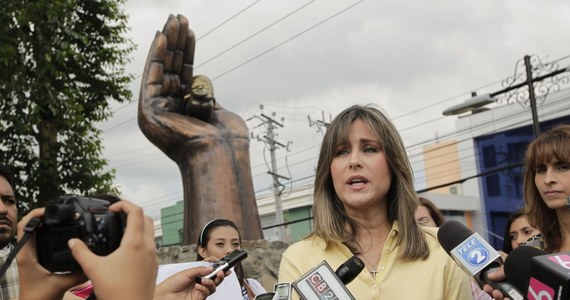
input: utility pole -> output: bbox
[308,110,331,135]
[248,105,290,241]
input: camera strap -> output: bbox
[0,217,42,278]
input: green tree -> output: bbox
[0,0,135,213]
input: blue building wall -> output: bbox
[475,116,570,249]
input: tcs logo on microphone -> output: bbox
[306,271,340,300]
[457,237,490,267]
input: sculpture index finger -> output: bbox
[161,14,195,99]
[162,14,178,75]
[141,31,167,99]
[177,14,196,95]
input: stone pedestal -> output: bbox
[157,239,290,291]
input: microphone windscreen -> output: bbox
[437,220,474,255]
[335,256,365,285]
[504,245,546,293]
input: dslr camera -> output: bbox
[36,195,126,273]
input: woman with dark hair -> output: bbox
[501,208,541,253]
[196,219,266,299]
[278,105,471,298]
[415,197,446,227]
[485,124,570,299]
[523,124,570,253]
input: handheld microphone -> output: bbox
[333,255,364,285]
[437,220,523,300]
[505,246,570,300]
[291,255,364,300]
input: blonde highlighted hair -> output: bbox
[311,104,428,260]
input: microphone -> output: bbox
[291,255,364,300]
[437,220,524,300]
[334,255,364,285]
[505,246,570,300]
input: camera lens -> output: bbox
[44,204,74,225]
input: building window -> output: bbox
[486,174,501,197]
[482,145,497,168]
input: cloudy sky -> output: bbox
[97,0,570,219]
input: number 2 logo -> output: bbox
[467,248,489,266]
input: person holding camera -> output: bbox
[15,199,226,300]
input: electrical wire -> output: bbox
[211,0,367,81]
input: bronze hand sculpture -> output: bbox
[138,14,263,244]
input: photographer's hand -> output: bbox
[16,208,87,300]
[154,266,227,300]
[68,200,158,300]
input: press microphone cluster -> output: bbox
[290,255,364,300]
[505,246,570,300]
[437,220,524,300]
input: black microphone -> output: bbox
[504,246,545,298]
[291,255,364,300]
[437,220,524,300]
[334,255,364,285]
[505,246,570,300]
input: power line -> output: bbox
[195,0,316,70]
[102,116,137,133]
[196,0,265,41]
[211,0,367,81]
[391,78,504,122]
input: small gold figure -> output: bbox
[184,75,215,121]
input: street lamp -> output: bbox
[443,55,570,138]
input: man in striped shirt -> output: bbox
[0,164,18,300]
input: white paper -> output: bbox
[157,261,242,299]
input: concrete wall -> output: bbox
[423,140,462,194]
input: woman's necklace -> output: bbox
[359,254,379,279]
[355,221,390,280]
[357,232,387,279]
